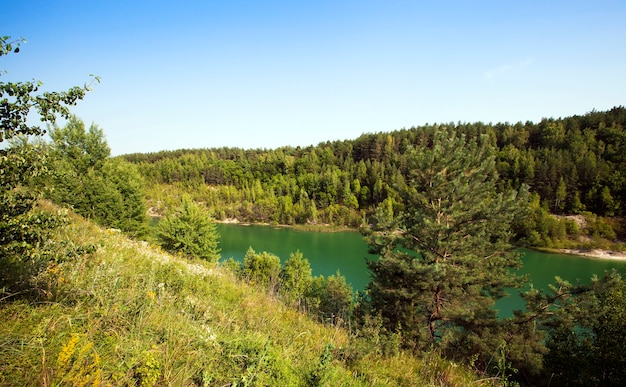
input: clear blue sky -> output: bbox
[4,1,625,155]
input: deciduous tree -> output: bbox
[279,250,312,308]
[0,36,95,297]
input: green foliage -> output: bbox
[222,335,299,386]
[525,271,626,385]
[307,343,334,386]
[279,250,313,308]
[46,117,147,236]
[126,107,626,253]
[157,195,220,262]
[0,36,91,298]
[0,211,491,386]
[49,116,110,172]
[235,247,353,326]
[242,247,282,293]
[100,158,148,235]
[0,145,68,294]
[1,36,96,142]
[364,128,529,366]
[307,271,354,325]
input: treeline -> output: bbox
[125,107,626,247]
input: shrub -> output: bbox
[243,247,281,293]
[157,195,220,262]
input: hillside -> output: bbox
[0,205,490,386]
[125,107,626,251]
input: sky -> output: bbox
[3,0,626,155]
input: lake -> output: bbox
[217,223,626,317]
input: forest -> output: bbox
[124,107,626,250]
[3,34,626,385]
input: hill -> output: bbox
[124,107,626,251]
[0,204,489,386]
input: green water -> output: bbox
[217,224,626,316]
[218,224,375,291]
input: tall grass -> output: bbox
[0,206,497,386]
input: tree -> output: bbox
[157,195,220,262]
[49,115,110,173]
[1,36,94,297]
[100,158,147,235]
[0,139,66,295]
[554,177,567,213]
[47,117,146,235]
[279,250,312,308]
[1,37,96,142]
[528,271,626,385]
[364,128,528,361]
[306,272,353,326]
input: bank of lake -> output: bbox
[216,223,626,317]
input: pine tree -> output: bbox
[526,271,626,385]
[157,196,220,262]
[364,128,528,359]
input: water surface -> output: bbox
[217,223,626,316]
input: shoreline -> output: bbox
[216,219,626,260]
[555,248,626,261]
[215,218,358,233]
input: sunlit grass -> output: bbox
[0,205,497,386]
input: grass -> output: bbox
[0,206,497,386]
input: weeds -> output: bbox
[0,206,493,386]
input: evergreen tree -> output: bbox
[528,271,626,385]
[157,195,220,262]
[100,158,148,235]
[364,128,528,360]
[47,117,147,235]
[49,115,110,173]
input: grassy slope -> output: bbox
[0,208,493,386]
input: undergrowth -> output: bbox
[0,205,496,386]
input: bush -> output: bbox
[0,142,68,298]
[279,250,312,308]
[306,272,353,326]
[157,195,220,262]
[243,247,281,293]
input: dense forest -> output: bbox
[125,107,626,249]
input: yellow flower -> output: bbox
[57,334,79,369]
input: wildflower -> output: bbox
[57,334,79,369]
[201,325,216,341]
